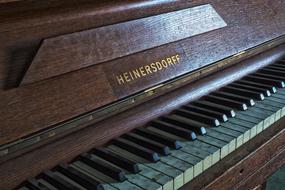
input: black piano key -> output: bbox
[112,137,160,162]
[272,62,285,68]
[244,75,285,88]
[150,120,197,140]
[175,109,220,126]
[272,60,285,66]
[229,83,271,97]
[221,86,264,100]
[204,95,248,111]
[26,178,50,190]
[191,100,236,117]
[80,153,127,182]
[160,116,207,135]
[259,68,285,77]
[42,171,80,190]
[134,128,182,149]
[211,91,255,106]
[253,72,285,82]
[92,148,140,174]
[235,80,277,94]
[122,133,170,156]
[182,105,228,122]
[56,164,104,190]
[267,65,285,71]
[276,60,285,64]
[266,66,285,71]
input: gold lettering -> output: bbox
[171,56,177,64]
[123,72,131,82]
[114,54,182,85]
[161,60,168,68]
[156,62,163,70]
[167,58,174,66]
[116,75,125,85]
[150,63,158,72]
[133,69,141,79]
[145,65,152,74]
[129,71,134,80]
[176,54,180,63]
[139,67,146,76]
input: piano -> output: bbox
[0,0,285,189]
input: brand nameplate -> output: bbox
[102,4,227,97]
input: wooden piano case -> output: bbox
[0,0,284,189]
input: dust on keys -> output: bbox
[20,60,285,190]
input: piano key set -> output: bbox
[19,60,285,190]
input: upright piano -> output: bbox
[0,0,285,189]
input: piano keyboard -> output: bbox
[19,60,285,190]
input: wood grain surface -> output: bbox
[0,0,284,90]
[0,0,283,146]
[0,1,284,188]
[0,0,197,90]
[0,42,284,147]
[0,0,21,3]
[21,4,227,85]
[0,65,116,145]
[0,45,284,190]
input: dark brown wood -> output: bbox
[0,45,284,190]
[21,4,227,85]
[0,0,21,3]
[0,0,199,90]
[0,1,284,189]
[0,65,117,145]
[0,43,284,147]
[0,0,284,90]
[17,0,285,85]
[0,0,284,146]
[252,183,267,190]
[180,117,285,190]
[235,151,284,190]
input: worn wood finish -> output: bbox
[180,117,285,190]
[0,0,284,90]
[0,46,284,190]
[0,65,116,145]
[18,0,284,85]
[0,0,21,3]
[0,0,199,90]
[235,150,285,190]
[21,4,227,85]
[0,1,284,189]
[0,43,284,147]
[0,1,284,146]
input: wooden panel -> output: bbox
[0,0,198,90]
[0,0,284,146]
[0,0,284,90]
[213,0,281,52]
[271,0,285,33]
[0,41,284,147]
[0,0,21,3]
[0,65,116,145]
[20,0,285,85]
[0,45,284,190]
[236,150,285,190]
[103,43,188,97]
[21,4,227,85]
